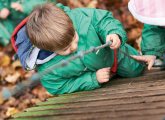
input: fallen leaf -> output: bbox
[5,72,21,84]
[24,70,35,79]
[30,98,41,104]
[6,107,20,117]
[0,54,11,67]
[87,0,98,8]
[12,60,22,70]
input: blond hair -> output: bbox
[26,3,75,52]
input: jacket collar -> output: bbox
[11,17,28,52]
[11,17,55,70]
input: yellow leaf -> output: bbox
[6,107,20,117]
[0,54,11,67]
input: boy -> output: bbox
[0,0,47,46]
[12,3,144,95]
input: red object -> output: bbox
[11,17,28,52]
[111,49,118,74]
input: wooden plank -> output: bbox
[38,78,165,106]
[11,114,165,120]
[11,70,165,120]
[17,96,165,114]
[45,71,165,99]
[46,82,165,102]
[26,101,165,113]
[109,72,165,85]
[10,114,165,120]
[36,89,165,106]
[13,108,165,119]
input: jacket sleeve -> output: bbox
[40,71,101,95]
[90,9,127,46]
[21,0,47,14]
[0,2,5,10]
[141,24,165,58]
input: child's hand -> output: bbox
[106,34,121,49]
[132,55,156,70]
[11,2,23,12]
[96,67,111,83]
[0,8,10,19]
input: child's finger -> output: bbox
[11,3,16,8]
[110,45,117,49]
[106,35,111,42]
[14,7,19,11]
[132,55,147,62]
[101,67,111,71]
[111,40,121,49]
[148,60,154,70]
[103,75,110,80]
[112,42,120,49]
[103,72,110,76]
[101,78,109,83]
[16,7,22,11]
[111,40,117,47]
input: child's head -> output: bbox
[26,3,78,55]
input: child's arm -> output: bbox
[132,55,156,70]
[141,24,165,58]
[41,71,101,95]
[0,2,5,11]
[90,9,127,46]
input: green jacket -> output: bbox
[0,0,47,25]
[0,0,47,46]
[141,24,165,58]
[37,4,144,95]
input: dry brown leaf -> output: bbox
[24,70,35,79]
[30,98,41,104]
[82,0,91,5]
[0,93,5,105]
[87,0,98,8]
[5,72,20,84]
[6,107,20,117]
[5,97,16,106]
[0,67,15,80]
[68,0,83,8]
[12,60,22,70]
[0,54,11,67]
[127,28,142,41]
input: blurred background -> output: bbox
[0,0,143,119]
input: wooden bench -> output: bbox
[11,69,165,120]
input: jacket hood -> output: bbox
[11,17,56,70]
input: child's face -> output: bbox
[56,32,79,56]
